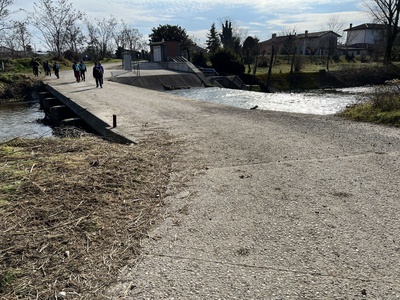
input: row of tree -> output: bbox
[0,0,260,74]
[0,0,399,67]
[0,0,147,60]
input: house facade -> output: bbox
[259,30,341,56]
[343,23,386,56]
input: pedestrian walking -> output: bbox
[98,62,104,74]
[43,60,51,76]
[53,62,60,79]
[72,61,81,82]
[79,61,87,81]
[92,62,104,88]
[30,58,40,77]
[98,62,104,86]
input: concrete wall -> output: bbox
[109,74,204,91]
[160,62,193,73]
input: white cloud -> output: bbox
[10,0,371,50]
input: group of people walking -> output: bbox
[30,59,60,78]
[73,61,104,88]
[72,61,87,82]
[30,58,104,88]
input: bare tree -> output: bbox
[325,16,345,43]
[0,0,15,45]
[323,16,344,71]
[86,16,118,59]
[114,20,145,52]
[364,0,400,64]
[66,24,85,54]
[280,26,297,72]
[0,0,13,30]
[86,20,99,58]
[29,0,84,58]
[280,27,297,61]
[5,20,31,56]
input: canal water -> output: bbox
[167,86,372,115]
[0,86,373,142]
[0,99,53,142]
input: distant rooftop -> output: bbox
[344,23,387,31]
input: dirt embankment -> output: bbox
[0,75,41,103]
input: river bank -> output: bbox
[240,64,400,91]
[0,74,40,103]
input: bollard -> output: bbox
[113,114,117,128]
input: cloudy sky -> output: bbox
[10,0,372,50]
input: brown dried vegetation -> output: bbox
[0,131,177,299]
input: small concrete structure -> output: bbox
[42,97,62,116]
[150,40,181,62]
[50,105,77,124]
[60,117,84,127]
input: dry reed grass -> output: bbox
[0,129,177,299]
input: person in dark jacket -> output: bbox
[30,58,40,76]
[43,60,51,76]
[53,62,60,79]
[79,61,87,81]
[92,62,104,88]
[72,61,81,82]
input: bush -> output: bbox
[338,79,400,127]
[369,81,400,112]
[210,48,245,75]
[191,51,208,68]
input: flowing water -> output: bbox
[0,100,53,142]
[167,86,373,115]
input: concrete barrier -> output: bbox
[38,91,53,109]
[50,105,77,124]
[42,97,62,116]
[60,117,84,127]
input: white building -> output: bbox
[343,23,386,56]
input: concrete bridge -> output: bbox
[43,62,400,298]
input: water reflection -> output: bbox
[167,86,372,115]
[0,101,52,142]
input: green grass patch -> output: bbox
[0,269,24,295]
[338,99,400,127]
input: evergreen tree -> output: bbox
[149,24,188,43]
[219,19,242,55]
[220,20,234,49]
[149,24,194,59]
[206,23,221,54]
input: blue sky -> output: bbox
[11,0,372,50]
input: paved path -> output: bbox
[44,63,400,299]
